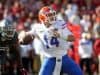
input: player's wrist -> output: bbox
[53,32,60,37]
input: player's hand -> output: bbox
[18,30,26,43]
[53,29,60,37]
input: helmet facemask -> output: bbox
[0,26,16,40]
[45,11,56,25]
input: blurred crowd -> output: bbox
[0,0,100,75]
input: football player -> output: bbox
[25,6,83,75]
[0,19,21,75]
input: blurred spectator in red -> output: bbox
[84,0,92,10]
[93,6,100,37]
[11,1,21,15]
[51,0,61,12]
[76,0,86,7]
[92,0,100,7]
[16,11,33,32]
[11,1,22,22]
[94,25,100,75]
[16,9,27,32]
[92,14,97,24]
[16,21,24,32]
[0,2,4,20]
[42,0,52,5]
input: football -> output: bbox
[18,31,34,44]
[22,34,34,44]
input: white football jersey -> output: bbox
[28,20,72,57]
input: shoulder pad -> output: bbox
[54,20,67,29]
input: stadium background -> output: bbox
[0,0,100,75]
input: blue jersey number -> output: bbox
[50,37,59,47]
[44,35,59,48]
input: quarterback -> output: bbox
[25,6,83,75]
